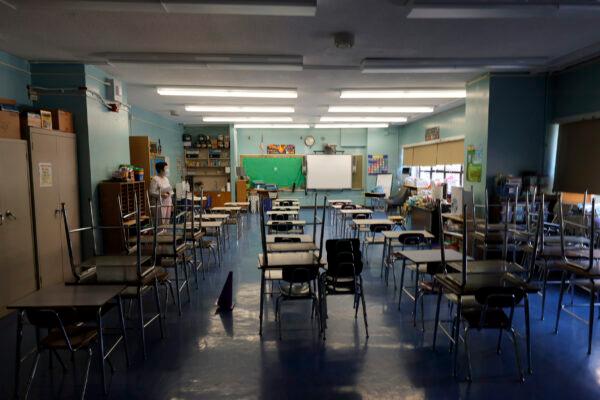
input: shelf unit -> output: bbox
[184,147,231,192]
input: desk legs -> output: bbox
[13,310,24,399]
[259,270,265,336]
[117,295,130,368]
[432,290,443,351]
[452,298,462,378]
[381,238,388,278]
[524,294,532,374]
[97,308,107,395]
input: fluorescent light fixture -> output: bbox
[320,116,407,123]
[340,89,466,99]
[315,123,389,129]
[52,0,317,16]
[99,53,303,72]
[405,4,600,19]
[185,106,294,113]
[234,124,309,129]
[157,87,297,98]
[203,117,293,122]
[361,58,547,73]
[328,106,433,113]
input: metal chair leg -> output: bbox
[153,280,165,338]
[496,328,503,354]
[510,328,525,382]
[138,289,147,360]
[588,282,595,355]
[80,348,93,400]
[398,259,406,310]
[464,328,472,382]
[360,280,369,338]
[541,267,549,320]
[24,351,41,400]
[554,271,567,334]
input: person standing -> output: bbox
[149,161,172,223]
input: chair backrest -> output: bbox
[274,236,301,243]
[279,200,293,207]
[475,286,525,309]
[62,200,100,281]
[398,232,425,246]
[370,223,392,233]
[354,213,369,220]
[341,204,357,210]
[282,267,318,284]
[326,239,363,277]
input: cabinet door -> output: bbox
[29,131,64,287]
[56,134,80,282]
[0,139,37,316]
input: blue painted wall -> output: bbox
[551,60,600,121]
[0,50,30,105]
[130,105,184,178]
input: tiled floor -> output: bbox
[2,210,600,399]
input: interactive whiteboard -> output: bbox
[306,155,353,190]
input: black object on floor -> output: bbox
[216,271,235,312]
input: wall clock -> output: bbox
[304,135,315,147]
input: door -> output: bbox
[56,133,80,282]
[29,130,64,287]
[0,139,37,316]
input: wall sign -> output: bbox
[38,163,53,187]
[425,127,440,141]
[267,144,296,154]
[466,145,482,182]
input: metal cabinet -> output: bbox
[0,139,37,317]
[26,128,80,287]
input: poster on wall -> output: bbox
[267,144,296,154]
[368,154,389,175]
[425,127,440,141]
[466,145,483,182]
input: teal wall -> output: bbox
[397,105,466,165]
[551,60,600,121]
[131,105,184,178]
[231,127,399,205]
[0,50,30,105]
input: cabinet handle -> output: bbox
[0,213,4,226]
[5,210,16,220]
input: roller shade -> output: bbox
[555,119,600,194]
[413,144,438,166]
[403,147,414,166]
[436,140,464,165]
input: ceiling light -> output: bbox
[186,106,294,113]
[47,0,317,16]
[320,116,407,123]
[99,53,304,72]
[203,117,293,122]
[328,106,433,113]
[158,87,297,98]
[340,89,466,99]
[361,58,547,73]
[315,123,389,129]
[234,124,309,129]
[405,4,600,19]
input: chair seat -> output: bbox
[279,282,312,297]
[553,260,600,278]
[462,308,511,329]
[42,325,98,350]
[473,231,505,243]
[444,294,479,308]
[156,242,187,256]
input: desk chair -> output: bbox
[461,287,526,382]
[554,197,600,354]
[323,238,368,339]
[276,267,321,339]
[157,193,192,317]
[351,212,370,243]
[21,309,99,399]
[364,223,393,266]
[388,232,427,290]
[472,189,508,259]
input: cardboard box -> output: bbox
[40,110,53,130]
[0,110,21,139]
[51,109,74,133]
[21,112,42,129]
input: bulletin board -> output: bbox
[368,154,389,175]
[241,155,305,189]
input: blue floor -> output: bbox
[2,210,600,399]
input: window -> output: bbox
[414,164,464,190]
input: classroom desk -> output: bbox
[273,199,300,205]
[272,205,301,211]
[266,234,313,243]
[433,271,537,376]
[257,252,325,335]
[351,218,394,240]
[266,219,306,234]
[211,206,243,238]
[381,230,435,274]
[267,210,299,219]
[328,199,353,204]
[267,242,319,253]
[446,259,526,274]
[8,284,128,396]
[338,208,373,236]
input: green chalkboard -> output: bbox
[242,156,305,188]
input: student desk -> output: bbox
[266,219,306,234]
[267,210,299,219]
[257,252,325,335]
[8,284,128,396]
[338,208,372,236]
[380,230,435,274]
[211,206,243,238]
[433,271,537,376]
[273,199,300,206]
[272,205,301,211]
[266,234,313,243]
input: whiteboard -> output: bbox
[306,155,353,190]
[376,174,393,198]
